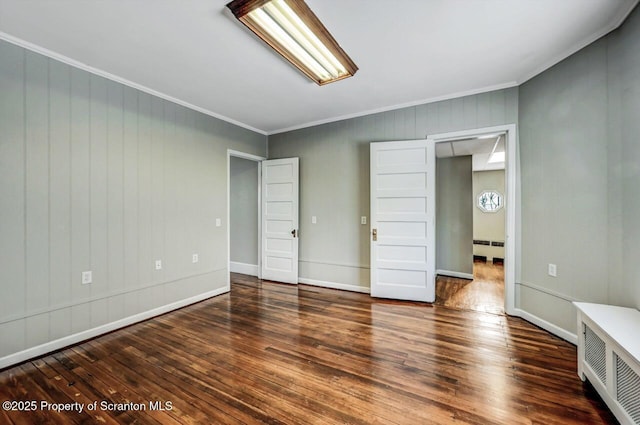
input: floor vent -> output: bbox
[584,324,606,385]
[616,354,640,424]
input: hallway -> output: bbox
[435,261,504,314]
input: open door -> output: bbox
[370,140,435,302]
[261,158,299,284]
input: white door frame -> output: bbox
[227,149,266,287]
[428,124,518,315]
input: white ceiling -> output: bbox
[0,0,637,135]
[435,136,505,171]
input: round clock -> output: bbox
[477,190,503,213]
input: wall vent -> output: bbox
[616,354,640,424]
[473,239,490,246]
[584,324,607,384]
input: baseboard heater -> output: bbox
[575,302,640,424]
[473,240,504,247]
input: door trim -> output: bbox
[427,124,518,315]
[227,149,266,287]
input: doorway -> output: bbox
[227,151,300,287]
[227,150,265,286]
[428,125,517,315]
[433,135,505,314]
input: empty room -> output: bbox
[1,0,640,424]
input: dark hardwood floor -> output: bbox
[1,273,617,424]
[436,261,505,314]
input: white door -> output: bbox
[261,158,299,284]
[370,140,435,302]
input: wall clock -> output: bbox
[477,190,503,213]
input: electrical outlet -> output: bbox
[81,271,92,285]
[155,260,162,270]
[216,218,221,227]
[548,263,557,277]
[312,216,317,224]
[361,216,367,225]
[192,253,199,263]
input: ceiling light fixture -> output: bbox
[226,0,358,85]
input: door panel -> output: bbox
[370,140,435,302]
[261,158,299,284]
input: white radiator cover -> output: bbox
[575,302,640,425]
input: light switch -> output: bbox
[155,260,162,270]
[312,216,317,224]
[548,263,557,277]
[216,218,221,227]
[361,216,367,225]
[192,253,199,263]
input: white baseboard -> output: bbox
[512,308,577,345]
[436,269,474,280]
[0,286,229,369]
[229,261,259,277]
[298,277,370,294]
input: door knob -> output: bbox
[291,229,297,238]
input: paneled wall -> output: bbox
[611,5,640,310]
[518,4,640,331]
[0,39,266,365]
[519,38,610,332]
[268,88,518,291]
[270,5,640,339]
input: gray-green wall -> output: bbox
[0,39,266,364]
[230,156,259,268]
[270,6,640,338]
[269,88,518,291]
[518,4,640,332]
[612,5,640,311]
[4,3,638,361]
[436,156,473,276]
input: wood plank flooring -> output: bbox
[436,262,505,314]
[1,273,617,424]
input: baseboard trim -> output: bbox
[229,261,259,277]
[0,286,229,370]
[513,308,577,345]
[436,269,474,280]
[298,278,370,294]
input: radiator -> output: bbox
[576,302,640,425]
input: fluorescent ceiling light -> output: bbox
[488,151,505,163]
[227,0,358,85]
